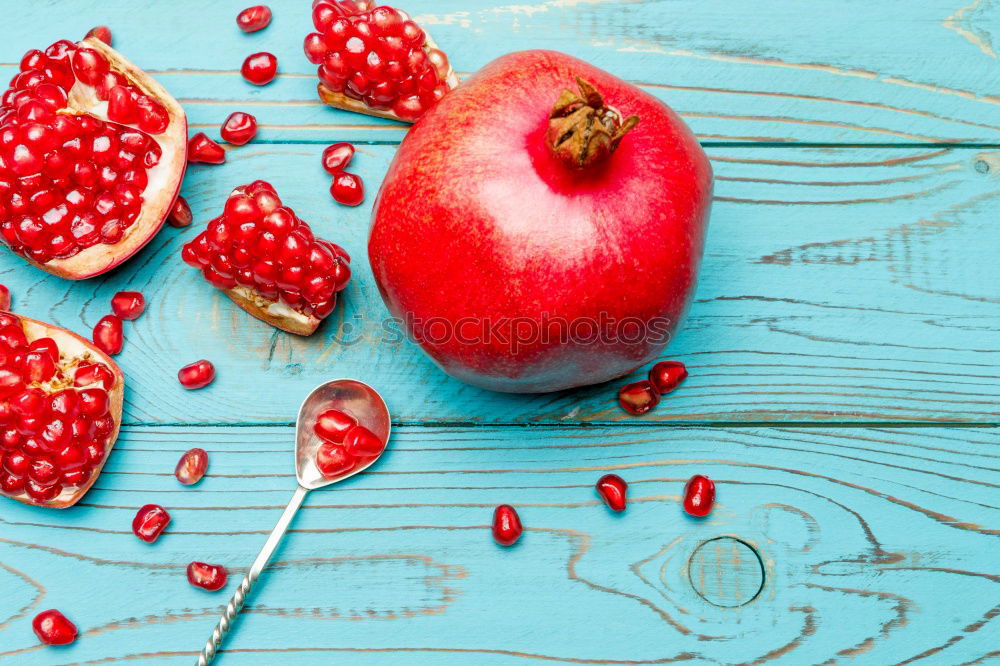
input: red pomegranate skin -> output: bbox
[369,51,712,392]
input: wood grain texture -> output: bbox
[0,425,996,664]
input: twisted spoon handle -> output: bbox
[198,484,309,666]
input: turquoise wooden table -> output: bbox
[2,0,999,663]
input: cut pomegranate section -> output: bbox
[0,312,124,508]
[305,1,459,122]
[0,38,187,279]
[181,181,352,335]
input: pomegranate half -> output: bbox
[0,37,187,279]
[369,51,712,392]
[0,312,124,508]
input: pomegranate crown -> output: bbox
[547,77,639,169]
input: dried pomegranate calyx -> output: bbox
[547,77,639,169]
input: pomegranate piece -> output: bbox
[188,133,226,164]
[175,447,209,485]
[330,172,364,207]
[343,424,384,456]
[314,408,357,443]
[492,504,522,546]
[596,474,627,512]
[181,181,352,335]
[649,361,687,395]
[618,380,660,415]
[133,503,170,542]
[305,1,458,122]
[241,52,278,86]
[0,37,188,279]
[32,609,77,646]
[92,314,123,355]
[237,5,272,33]
[111,291,145,320]
[683,474,715,517]
[321,142,354,174]
[0,313,124,508]
[187,561,228,591]
[85,26,112,45]
[167,195,193,228]
[221,112,257,146]
[315,440,356,479]
[177,360,215,390]
[0,284,9,310]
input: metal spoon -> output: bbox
[197,379,391,666]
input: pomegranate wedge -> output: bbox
[0,312,124,508]
[181,181,351,335]
[305,1,459,122]
[0,37,187,279]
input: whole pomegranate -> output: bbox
[369,51,712,392]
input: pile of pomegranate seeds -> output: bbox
[618,361,688,415]
[304,1,453,121]
[321,142,365,206]
[178,360,215,390]
[181,181,352,335]
[242,52,278,86]
[596,474,627,512]
[111,291,145,320]
[187,561,228,591]
[132,503,171,542]
[32,609,77,645]
[85,26,112,46]
[313,408,385,479]
[0,284,10,310]
[492,504,523,546]
[167,195,193,227]
[237,5,272,33]
[92,314,123,355]
[221,112,258,146]
[188,133,226,164]
[175,447,208,485]
[683,474,715,517]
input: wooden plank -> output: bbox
[3,145,998,425]
[0,425,996,663]
[4,0,1000,144]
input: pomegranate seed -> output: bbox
[241,52,277,85]
[330,172,364,206]
[618,380,659,415]
[316,441,355,479]
[111,291,145,320]
[343,424,384,457]
[175,447,209,485]
[0,285,10,310]
[188,133,226,164]
[649,361,687,395]
[596,474,628,512]
[85,26,112,45]
[167,196,193,228]
[132,503,170,543]
[321,143,354,174]
[237,5,272,33]
[92,315,123,355]
[683,475,715,517]
[187,561,228,591]
[314,409,357,443]
[178,360,215,390]
[221,112,257,146]
[492,504,522,546]
[32,609,77,646]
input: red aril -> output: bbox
[314,408,357,443]
[0,313,124,508]
[111,291,145,320]
[133,503,170,542]
[315,441,355,479]
[187,561,228,591]
[241,52,277,85]
[330,172,364,207]
[492,504,522,546]
[649,361,687,395]
[177,360,215,389]
[343,424,383,456]
[596,473,627,512]
[321,142,354,174]
[188,133,226,164]
[92,314,123,355]
[369,52,712,392]
[181,181,352,335]
[221,112,257,146]
[237,6,272,33]
[167,195,193,227]
[305,1,458,122]
[32,609,77,645]
[85,26,112,45]
[0,284,9,310]
[618,380,659,415]
[175,447,208,485]
[0,38,187,279]
[683,474,715,517]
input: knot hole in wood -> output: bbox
[687,536,765,608]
